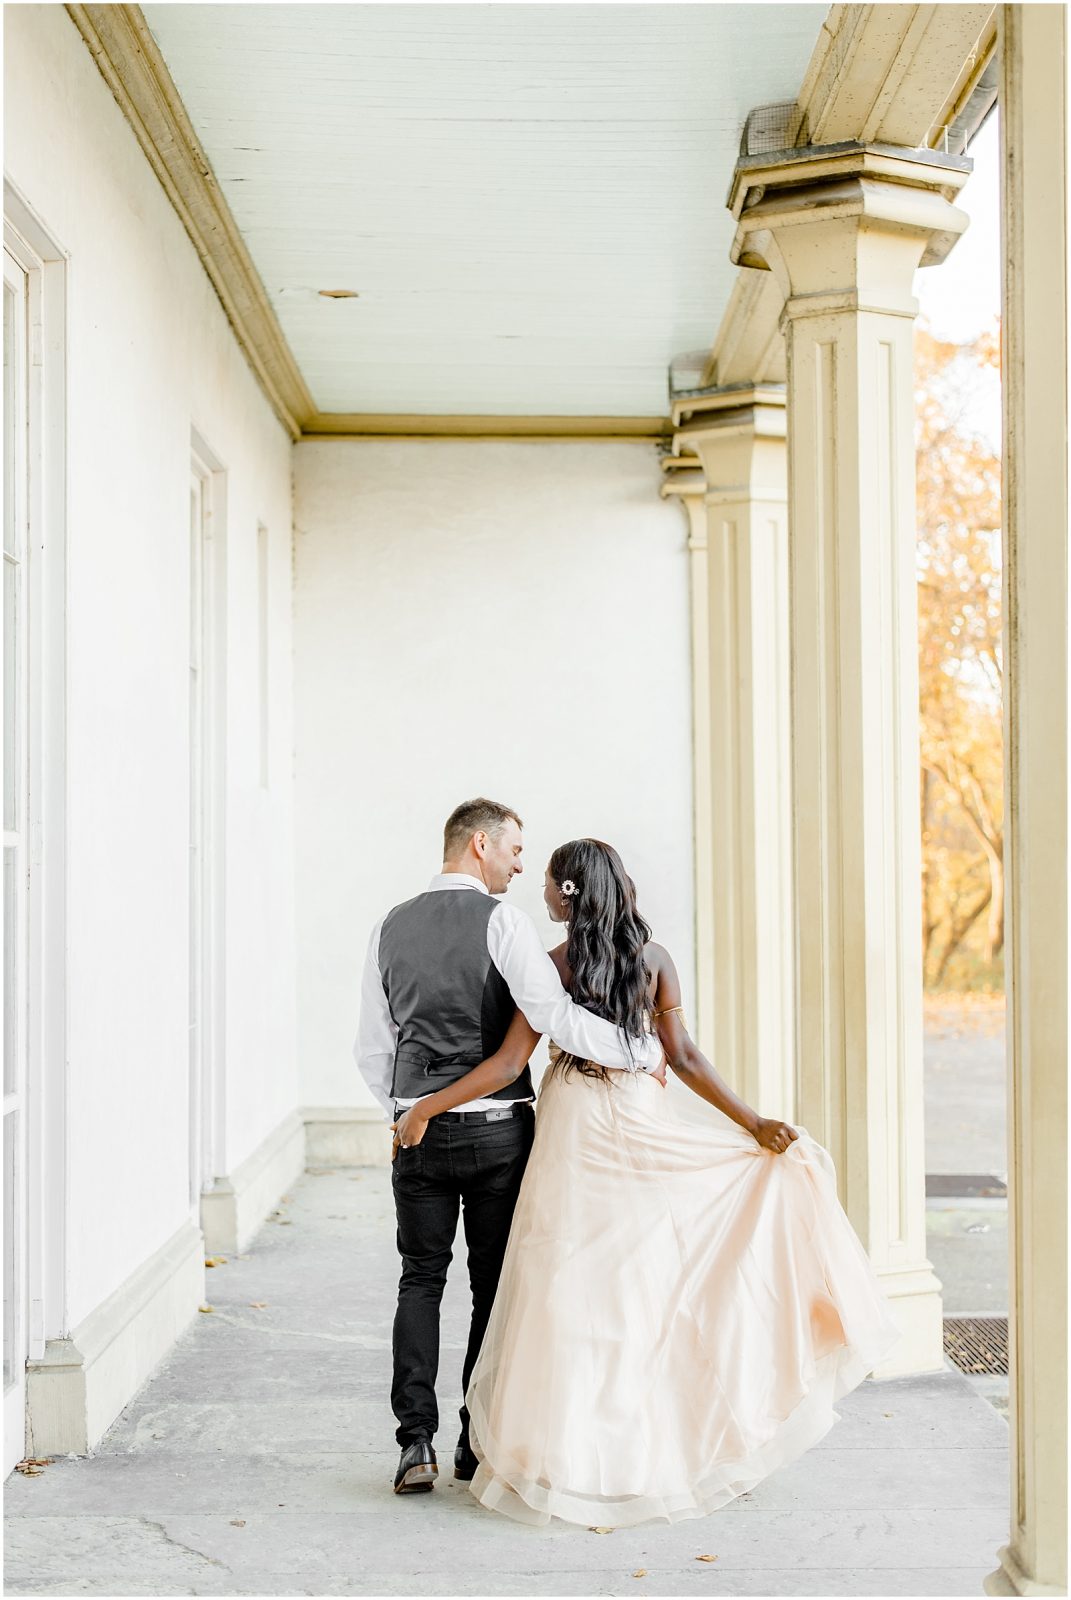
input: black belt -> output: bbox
[395,1101,533,1124]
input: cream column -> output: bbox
[729,145,971,1375]
[667,393,794,1118]
[986,7,1068,1594]
[661,459,715,1061]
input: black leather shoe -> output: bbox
[394,1439,438,1494]
[454,1436,478,1481]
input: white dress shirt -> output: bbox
[354,872,663,1118]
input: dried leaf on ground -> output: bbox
[631,1570,648,1579]
[588,1526,614,1534]
[204,1257,227,1268]
[696,1554,719,1562]
[249,1301,268,1309]
[229,1519,246,1528]
[198,1304,214,1313]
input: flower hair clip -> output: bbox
[560,879,578,897]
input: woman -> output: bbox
[390,838,901,1527]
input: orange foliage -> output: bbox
[915,322,1004,991]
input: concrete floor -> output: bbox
[923,1003,1006,1179]
[925,1200,1008,1317]
[5,1164,1011,1599]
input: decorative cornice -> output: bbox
[670,382,787,433]
[700,3,998,390]
[66,4,314,440]
[660,456,707,495]
[729,144,971,293]
[729,140,971,222]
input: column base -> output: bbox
[25,1221,203,1458]
[871,1263,946,1377]
[200,1109,306,1255]
[985,1544,1067,1596]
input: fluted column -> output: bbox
[729,143,971,1374]
[985,6,1068,1594]
[661,460,715,1061]
[667,392,793,1119]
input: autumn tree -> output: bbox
[915,323,1003,990]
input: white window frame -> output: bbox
[189,431,227,1209]
[4,237,31,1476]
[256,522,270,791]
[3,181,69,1478]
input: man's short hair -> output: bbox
[443,798,523,860]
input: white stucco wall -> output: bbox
[293,439,696,1111]
[5,7,298,1328]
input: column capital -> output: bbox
[668,384,787,509]
[670,381,786,436]
[659,458,708,549]
[728,142,971,312]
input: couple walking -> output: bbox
[355,797,900,1528]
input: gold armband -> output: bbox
[652,1004,688,1032]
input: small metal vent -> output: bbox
[739,101,798,157]
[943,1315,1008,1375]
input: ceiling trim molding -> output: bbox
[66,3,314,440]
[301,413,671,441]
[703,3,998,390]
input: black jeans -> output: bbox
[390,1105,534,1447]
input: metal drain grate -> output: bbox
[943,1315,1008,1375]
[926,1173,1007,1198]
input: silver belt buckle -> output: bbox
[485,1107,512,1121]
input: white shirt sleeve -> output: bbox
[353,914,398,1121]
[487,903,662,1071]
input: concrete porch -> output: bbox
[4,1163,1009,1599]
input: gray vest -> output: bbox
[378,889,534,1103]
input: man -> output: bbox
[354,797,663,1495]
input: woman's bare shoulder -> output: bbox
[644,942,682,1006]
[548,941,571,982]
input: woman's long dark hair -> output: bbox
[548,839,652,1083]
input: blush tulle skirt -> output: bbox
[464,1057,902,1528]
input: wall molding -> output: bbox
[25,1222,204,1458]
[303,1106,390,1169]
[66,3,313,440]
[302,414,670,441]
[20,1103,386,1458]
[201,1110,307,1256]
